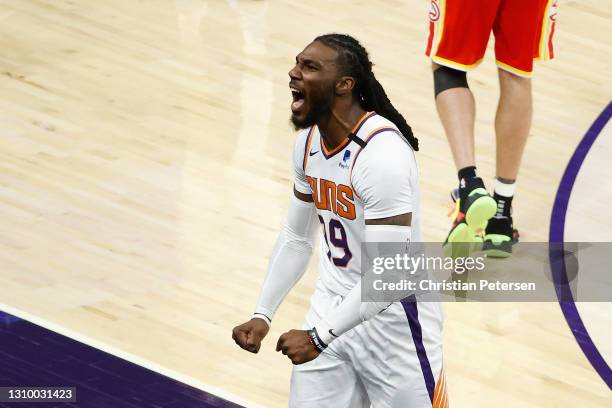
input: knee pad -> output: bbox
[433,65,469,97]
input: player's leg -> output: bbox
[485,0,557,256]
[433,63,476,172]
[483,69,530,256]
[350,300,447,408]
[425,0,500,255]
[289,350,369,408]
[289,286,370,407]
[495,69,532,182]
[435,78,496,258]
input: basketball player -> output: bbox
[427,0,558,257]
[232,34,448,407]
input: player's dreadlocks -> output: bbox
[315,33,419,151]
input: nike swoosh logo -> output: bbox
[309,150,319,157]
[328,329,338,338]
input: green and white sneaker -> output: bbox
[443,183,497,258]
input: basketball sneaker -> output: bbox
[482,216,519,258]
[443,180,497,258]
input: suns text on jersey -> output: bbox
[306,176,356,220]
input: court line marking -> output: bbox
[549,101,612,390]
[0,302,266,408]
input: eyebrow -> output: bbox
[296,55,322,68]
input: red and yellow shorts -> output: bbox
[425,0,558,77]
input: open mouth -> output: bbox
[290,86,305,113]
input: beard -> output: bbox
[291,84,335,130]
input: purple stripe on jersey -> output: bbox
[401,297,435,403]
[365,126,400,142]
[353,111,378,135]
[0,311,244,408]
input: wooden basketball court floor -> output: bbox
[0,0,610,406]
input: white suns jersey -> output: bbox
[293,112,421,296]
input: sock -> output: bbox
[493,178,515,218]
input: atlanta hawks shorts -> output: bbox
[426,0,559,77]
[289,284,448,408]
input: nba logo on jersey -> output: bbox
[339,150,351,169]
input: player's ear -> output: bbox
[335,76,355,96]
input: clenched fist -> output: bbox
[232,318,270,353]
[276,329,320,365]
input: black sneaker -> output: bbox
[482,216,519,258]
